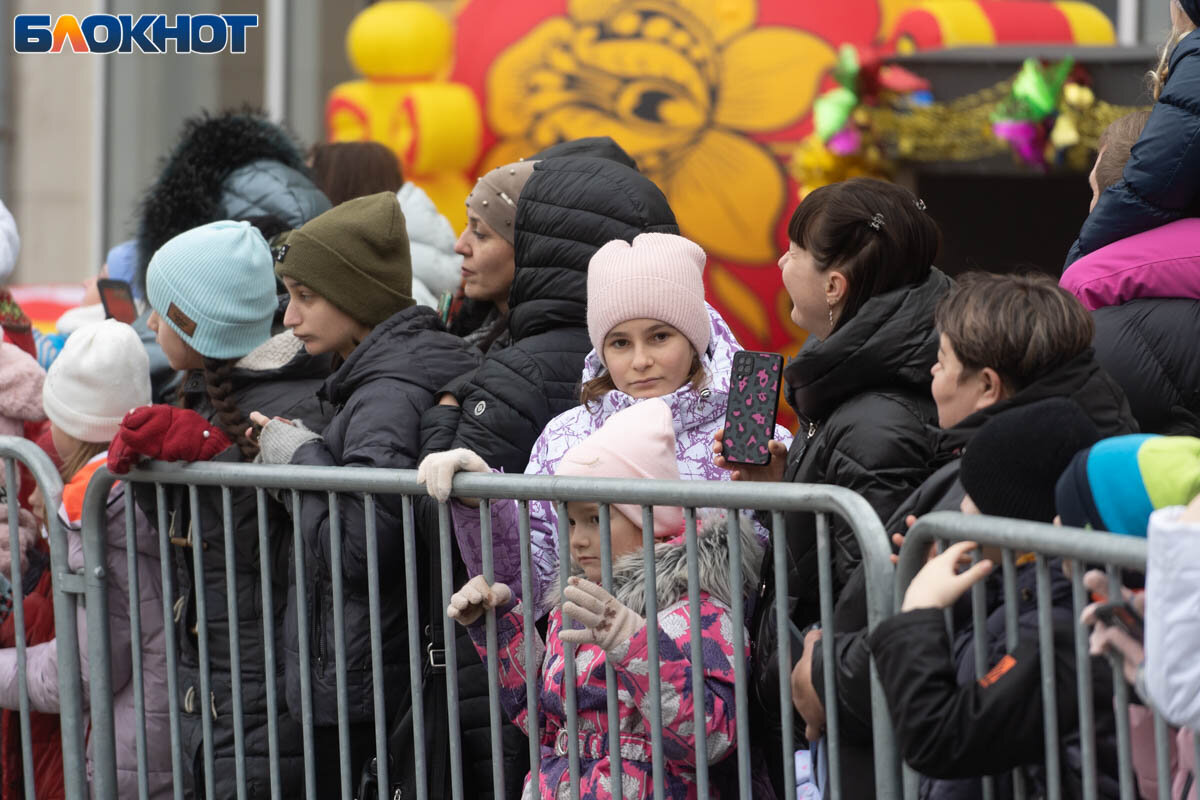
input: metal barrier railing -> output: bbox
[0,436,88,800]
[78,460,902,800]
[898,511,1175,800]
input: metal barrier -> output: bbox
[78,460,903,800]
[0,436,90,800]
[898,511,1177,800]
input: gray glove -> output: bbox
[255,418,320,465]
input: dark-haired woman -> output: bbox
[110,220,332,798]
[714,177,952,795]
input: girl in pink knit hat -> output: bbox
[419,231,791,615]
[446,399,762,799]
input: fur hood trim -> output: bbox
[135,109,310,291]
[236,330,306,372]
[557,513,763,616]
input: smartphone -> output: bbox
[1092,601,1144,641]
[722,350,784,466]
[97,278,138,324]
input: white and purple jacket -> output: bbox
[451,304,793,615]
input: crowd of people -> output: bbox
[0,1,1196,797]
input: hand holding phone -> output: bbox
[1090,601,1144,641]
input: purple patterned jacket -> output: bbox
[466,515,762,799]
[451,304,793,614]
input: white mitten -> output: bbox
[447,575,512,626]
[416,448,490,503]
[559,577,645,652]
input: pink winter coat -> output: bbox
[467,515,762,799]
[0,455,172,798]
[1060,218,1200,311]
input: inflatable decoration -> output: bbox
[326,1,483,229]
[326,0,1121,389]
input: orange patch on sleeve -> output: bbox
[979,654,1017,688]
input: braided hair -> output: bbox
[201,357,258,460]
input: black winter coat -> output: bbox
[751,268,951,796]
[419,155,678,474]
[1065,30,1200,265]
[156,332,332,799]
[285,307,480,728]
[869,565,1121,799]
[806,349,1136,798]
[1093,298,1200,434]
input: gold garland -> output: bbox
[788,75,1149,196]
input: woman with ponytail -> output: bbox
[1065,0,1200,265]
[108,220,332,798]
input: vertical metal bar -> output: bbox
[1068,561,1097,800]
[1152,712,1171,800]
[1036,556,1061,800]
[1107,566,1136,800]
[6,460,34,800]
[188,485,216,800]
[517,501,540,787]
[815,513,841,800]
[1003,550,1028,800]
[772,511,796,800]
[437,502,465,800]
[155,484,185,800]
[684,508,709,798]
[125,486,150,800]
[1117,0,1139,45]
[555,500,581,798]
[366,495,390,798]
[221,487,248,800]
[291,491,317,800]
[642,506,665,800]
[599,503,622,793]
[326,492,352,800]
[479,499,506,795]
[401,495,429,800]
[970,549,995,800]
[726,509,751,797]
[255,489,282,800]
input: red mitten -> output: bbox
[108,406,231,474]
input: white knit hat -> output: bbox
[43,320,151,443]
[586,232,711,364]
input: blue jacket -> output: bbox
[1065,30,1200,266]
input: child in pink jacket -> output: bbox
[447,398,761,799]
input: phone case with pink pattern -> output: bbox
[722,350,783,466]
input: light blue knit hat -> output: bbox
[146,220,276,360]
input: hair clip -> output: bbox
[868,213,885,231]
[915,199,927,211]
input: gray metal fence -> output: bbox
[75,460,902,800]
[0,437,90,800]
[899,511,1183,800]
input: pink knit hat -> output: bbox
[586,233,710,365]
[554,398,685,538]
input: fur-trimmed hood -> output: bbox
[559,512,763,616]
[135,110,330,292]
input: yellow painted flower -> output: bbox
[482,0,836,262]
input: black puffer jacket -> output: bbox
[285,307,480,728]
[1092,298,1200,434]
[871,564,1120,799]
[751,269,950,796]
[804,350,1137,798]
[419,155,679,474]
[1065,30,1200,265]
[158,332,332,799]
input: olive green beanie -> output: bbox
[273,191,414,327]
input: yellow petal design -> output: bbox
[573,37,711,120]
[530,104,698,167]
[487,18,582,136]
[568,0,757,44]
[714,27,836,132]
[477,137,540,176]
[663,128,785,262]
[709,263,771,342]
